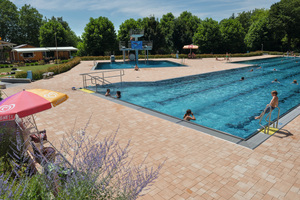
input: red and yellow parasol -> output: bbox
[0,89,68,122]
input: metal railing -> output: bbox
[80,69,125,90]
[259,106,280,135]
[129,29,144,36]
[119,40,153,50]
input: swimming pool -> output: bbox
[94,60,185,70]
[98,57,300,139]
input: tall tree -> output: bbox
[82,16,117,56]
[140,15,164,54]
[173,11,201,53]
[17,4,43,46]
[118,18,140,44]
[193,18,222,53]
[219,18,245,53]
[269,0,300,50]
[0,0,18,42]
[159,13,175,53]
[245,16,270,51]
[39,17,78,47]
[39,19,66,47]
[236,11,252,34]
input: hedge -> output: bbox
[80,51,267,61]
[15,57,81,80]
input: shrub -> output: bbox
[25,63,30,66]
[38,60,45,65]
[0,121,164,199]
[54,59,61,64]
[32,70,47,80]
[80,51,267,60]
[15,71,27,78]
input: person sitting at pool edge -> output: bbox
[134,64,139,71]
[255,90,278,120]
[105,89,111,96]
[116,91,121,98]
[291,79,298,85]
[183,109,196,121]
[240,77,245,81]
[272,79,280,83]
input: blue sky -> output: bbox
[11,0,278,37]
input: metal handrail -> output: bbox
[80,69,125,89]
[259,106,280,134]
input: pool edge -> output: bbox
[89,92,299,150]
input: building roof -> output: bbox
[0,40,16,47]
[11,46,78,53]
[13,44,28,49]
[46,47,78,51]
[12,47,50,53]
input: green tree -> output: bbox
[82,16,117,56]
[0,0,18,42]
[193,18,222,53]
[219,18,245,53]
[118,18,140,44]
[17,4,43,46]
[269,0,300,50]
[55,17,78,47]
[140,15,164,54]
[173,11,201,53]
[39,17,78,47]
[245,16,270,51]
[236,11,252,33]
[39,19,66,47]
[159,13,175,53]
[250,8,269,23]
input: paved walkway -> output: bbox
[2,56,300,199]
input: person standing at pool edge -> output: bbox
[183,109,196,121]
[255,91,279,120]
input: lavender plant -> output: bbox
[0,121,164,200]
[56,122,164,199]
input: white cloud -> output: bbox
[11,0,278,36]
[11,0,276,19]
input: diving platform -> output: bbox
[119,29,153,62]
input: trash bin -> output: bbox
[110,55,115,62]
[27,70,33,81]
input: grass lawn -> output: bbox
[0,64,55,77]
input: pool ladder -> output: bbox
[259,106,280,135]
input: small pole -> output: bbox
[55,32,58,63]
[31,115,39,133]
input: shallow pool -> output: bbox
[94,60,185,70]
[98,57,300,139]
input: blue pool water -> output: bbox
[98,57,300,139]
[94,60,185,70]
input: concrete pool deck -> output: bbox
[2,55,300,199]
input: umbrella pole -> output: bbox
[31,115,39,133]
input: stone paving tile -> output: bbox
[2,56,300,199]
